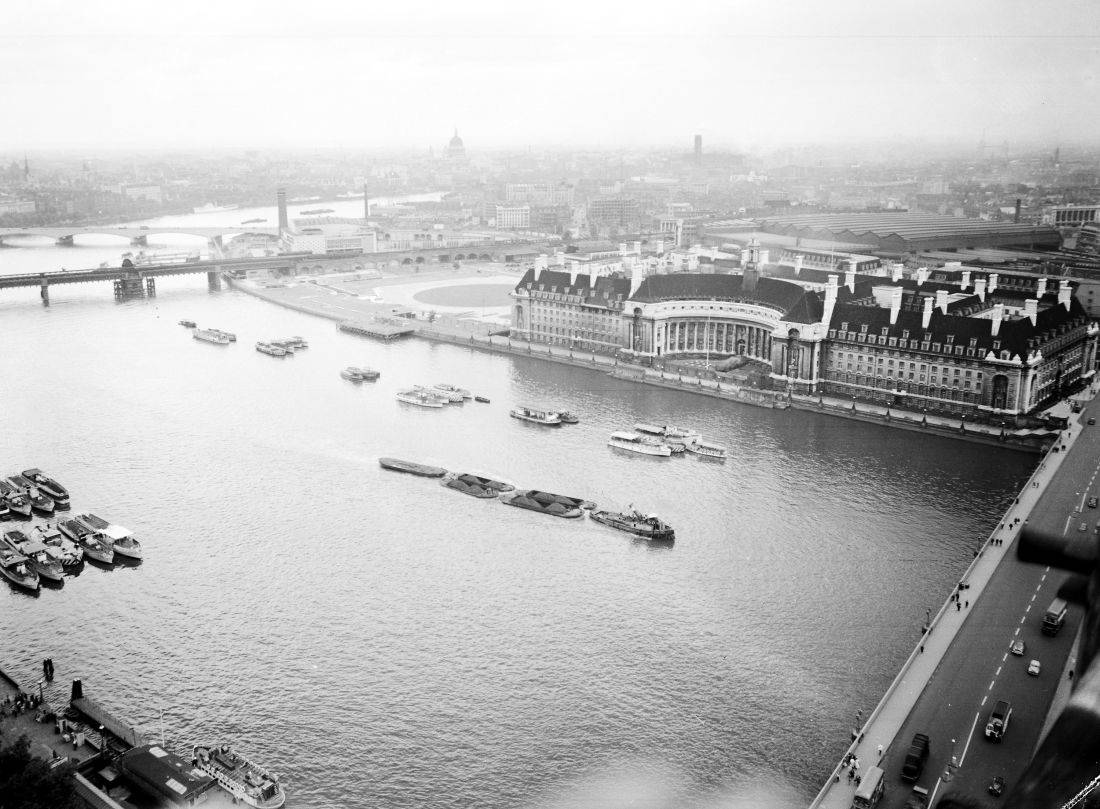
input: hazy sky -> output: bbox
[4,0,1098,151]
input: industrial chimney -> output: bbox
[277,188,289,232]
[1014,198,1021,224]
[363,183,371,219]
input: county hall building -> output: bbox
[510,247,1099,417]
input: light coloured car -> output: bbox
[1089,497,1098,509]
[1010,640,1025,656]
[1080,522,1088,532]
[1027,659,1041,676]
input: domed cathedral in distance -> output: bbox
[446,128,467,161]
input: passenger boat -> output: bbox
[75,513,143,560]
[0,481,33,518]
[378,458,447,477]
[2,530,65,581]
[269,339,298,354]
[474,396,490,404]
[589,509,675,542]
[509,407,562,425]
[434,383,472,400]
[58,519,114,564]
[0,547,39,591]
[556,411,580,424]
[607,431,673,457]
[36,524,83,567]
[499,489,595,518]
[6,476,55,515]
[341,367,381,382]
[684,437,727,460]
[209,329,237,342]
[193,328,231,345]
[634,423,697,451]
[193,744,285,809]
[20,469,70,508]
[179,320,197,328]
[420,385,464,403]
[396,389,446,408]
[256,342,287,357]
[441,472,514,498]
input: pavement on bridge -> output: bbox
[812,384,1098,809]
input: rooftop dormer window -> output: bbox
[969,337,978,348]
[860,324,869,334]
[901,330,910,340]
[946,335,954,344]
[840,322,848,331]
[992,340,1001,350]
[881,327,889,336]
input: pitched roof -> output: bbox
[515,268,631,307]
[628,273,823,322]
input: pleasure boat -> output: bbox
[378,458,447,477]
[5,476,55,515]
[36,524,83,567]
[0,547,39,591]
[20,469,70,508]
[58,519,115,564]
[434,383,472,400]
[75,514,143,560]
[589,509,675,542]
[0,481,33,518]
[209,329,237,342]
[419,385,463,403]
[193,329,231,345]
[396,389,446,408]
[684,437,727,460]
[192,744,285,809]
[509,407,562,425]
[2,530,64,581]
[256,342,287,357]
[607,431,673,457]
[634,424,686,452]
[341,367,381,382]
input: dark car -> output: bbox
[901,732,930,781]
[989,775,1005,797]
[1089,417,1096,425]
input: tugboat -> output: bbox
[499,489,595,518]
[20,469,70,509]
[0,547,39,591]
[589,509,675,542]
[192,744,285,809]
[5,476,55,515]
[0,481,33,518]
[378,458,447,477]
[441,473,514,499]
[509,406,562,425]
[36,524,83,568]
[396,389,446,408]
[58,519,114,564]
[2,529,65,581]
[75,513,142,560]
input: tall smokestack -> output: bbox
[693,134,702,166]
[363,183,371,219]
[277,188,288,232]
[1014,198,1021,224]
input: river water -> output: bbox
[0,204,1034,808]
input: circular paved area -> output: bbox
[412,283,515,308]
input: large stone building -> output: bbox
[510,245,1099,417]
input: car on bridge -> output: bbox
[988,775,1005,797]
[1089,497,1098,509]
[1010,639,1025,656]
[1028,659,1041,676]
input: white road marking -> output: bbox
[1031,593,1037,602]
[1064,515,1073,535]
[1014,627,1020,636]
[981,695,988,706]
[929,778,944,807]
[1021,616,1027,624]
[1026,604,1032,613]
[959,711,981,766]
[989,679,996,691]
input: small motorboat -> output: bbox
[2,530,65,581]
[434,383,472,400]
[474,396,490,404]
[441,472,514,499]
[0,547,39,591]
[6,476,54,515]
[75,513,142,560]
[499,489,595,518]
[179,320,197,328]
[341,367,381,382]
[589,509,675,542]
[193,328,231,345]
[378,458,447,477]
[209,329,237,342]
[556,411,580,424]
[607,431,673,457]
[256,342,287,357]
[0,481,33,518]
[396,390,446,408]
[510,407,561,425]
[36,524,83,568]
[684,437,727,460]
[20,469,70,509]
[0,500,8,520]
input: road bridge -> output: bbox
[0,225,279,246]
[811,389,1097,809]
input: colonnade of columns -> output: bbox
[660,320,773,360]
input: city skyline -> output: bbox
[3,0,1098,150]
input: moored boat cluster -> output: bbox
[395,383,489,407]
[609,423,727,460]
[379,457,674,541]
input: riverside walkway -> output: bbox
[810,385,1096,809]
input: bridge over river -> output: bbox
[0,225,279,247]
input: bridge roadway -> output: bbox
[0,254,299,289]
[812,388,1097,809]
[0,225,278,244]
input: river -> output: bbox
[0,206,1034,808]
